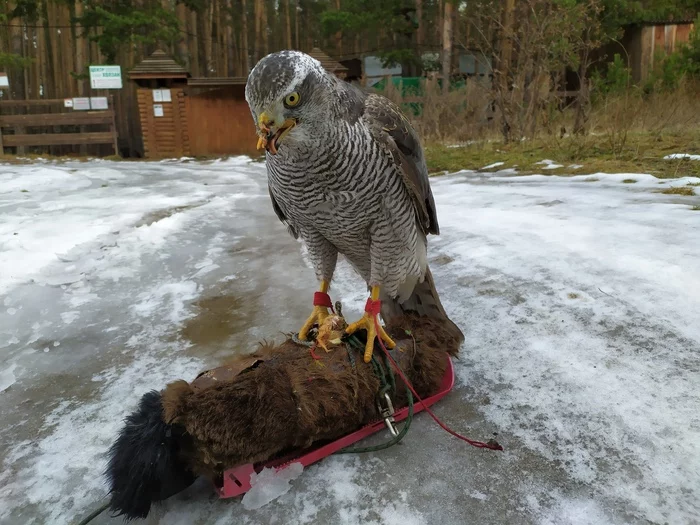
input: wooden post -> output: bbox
[110,95,119,156]
[0,123,4,154]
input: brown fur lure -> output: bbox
[105,314,461,521]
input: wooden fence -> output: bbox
[0,98,119,156]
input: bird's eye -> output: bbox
[284,92,301,107]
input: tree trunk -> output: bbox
[226,0,235,75]
[41,0,54,99]
[254,0,261,62]
[204,3,213,74]
[8,1,26,100]
[189,8,200,74]
[437,0,442,51]
[294,0,299,49]
[498,0,516,142]
[196,9,208,75]
[176,2,190,69]
[242,0,250,72]
[416,0,423,48]
[260,0,267,57]
[335,0,342,54]
[285,0,292,49]
[441,0,453,93]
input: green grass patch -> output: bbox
[660,186,696,196]
[622,179,638,183]
[424,130,700,179]
[691,205,700,211]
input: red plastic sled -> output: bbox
[217,352,455,499]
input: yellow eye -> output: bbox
[284,92,301,107]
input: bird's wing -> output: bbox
[268,184,298,239]
[362,93,439,235]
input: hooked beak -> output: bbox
[256,111,297,155]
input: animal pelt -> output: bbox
[105,314,460,520]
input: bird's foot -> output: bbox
[345,298,396,363]
[298,291,334,342]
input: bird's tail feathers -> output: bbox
[380,266,464,345]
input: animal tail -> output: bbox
[380,266,465,345]
[105,389,196,521]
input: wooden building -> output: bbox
[130,50,190,159]
[603,19,696,82]
[130,48,348,159]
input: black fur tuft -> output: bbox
[105,390,197,521]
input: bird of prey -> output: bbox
[245,50,464,362]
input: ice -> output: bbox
[664,153,700,160]
[241,463,304,510]
[0,363,17,392]
[1,157,699,524]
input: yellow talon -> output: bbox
[299,305,330,341]
[257,135,266,151]
[345,285,396,363]
[298,280,331,342]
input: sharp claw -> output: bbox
[299,305,329,341]
[345,313,396,363]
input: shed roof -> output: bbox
[308,47,349,75]
[129,50,189,80]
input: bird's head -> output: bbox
[245,50,334,155]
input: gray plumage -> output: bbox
[245,50,463,342]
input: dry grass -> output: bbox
[382,79,700,178]
[660,186,696,196]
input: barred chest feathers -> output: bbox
[265,118,402,237]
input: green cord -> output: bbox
[335,334,414,454]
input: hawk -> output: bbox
[245,51,463,362]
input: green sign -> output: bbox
[89,65,123,89]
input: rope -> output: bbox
[72,501,109,525]
[372,316,503,451]
[335,334,414,454]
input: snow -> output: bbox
[664,153,700,160]
[535,159,564,170]
[1,158,699,525]
[480,162,505,170]
[241,463,304,510]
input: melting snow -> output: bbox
[664,153,700,160]
[1,159,699,524]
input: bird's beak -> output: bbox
[256,111,297,155]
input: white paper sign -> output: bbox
[63,98,73,108]
[90,96,108,110]
[153,104,164,117]
[89,65,123,89]
[0,73,9,88]
[73,97,91,110]
[152,89,172,102]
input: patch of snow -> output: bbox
[664,153,700,160]
[241,463,304,510]
[481,162,505,170]
[568,164,584,169]
[535,159,564,170]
